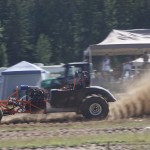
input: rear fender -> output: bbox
[86,86,117,102]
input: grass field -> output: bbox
[0,114,150,149]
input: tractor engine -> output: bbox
[21,85,49,112]
[28,87,46,101]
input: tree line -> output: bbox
[0,0,150,67]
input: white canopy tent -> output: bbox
[84,29,150,57]
[0,61,49,99]
[132,57,150,67]
[132,55,150,71]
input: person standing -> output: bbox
[122,57,132,78]
[143,51,149,62]
[102,54,111,72]
[142,51,149,69]
[101,54,112,81]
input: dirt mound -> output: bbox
[109,71,150,119]
[1,113,84,124]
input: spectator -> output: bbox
[143,51,149,63]
[101,54,112,81]
[122,57,132,78]
[142,51,149,70]
[101,54,111,72]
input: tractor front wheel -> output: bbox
[0,107,3,122]
[81,95,109,119]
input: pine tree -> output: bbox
[0,24,8,67]
[35,34,52,65]
[4,0,33,65]
[0,43,8,67]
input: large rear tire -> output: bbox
[0,107,3,122]
[81,95,109,119]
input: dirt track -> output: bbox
[1,113,150,150]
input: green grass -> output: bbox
[70,119,150,129]
[0,118,150,148]
[0,131,149,148]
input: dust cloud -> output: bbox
[109,71,150,119]
[1,113,82,124]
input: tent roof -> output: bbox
[99,29,150,45]
[89,29,150,56]
[2,61,48,75]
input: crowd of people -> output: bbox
[92,52,150,85]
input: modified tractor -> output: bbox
[0,62,116,121]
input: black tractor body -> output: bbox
[50,86,116,108]
[44,61,116,119]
